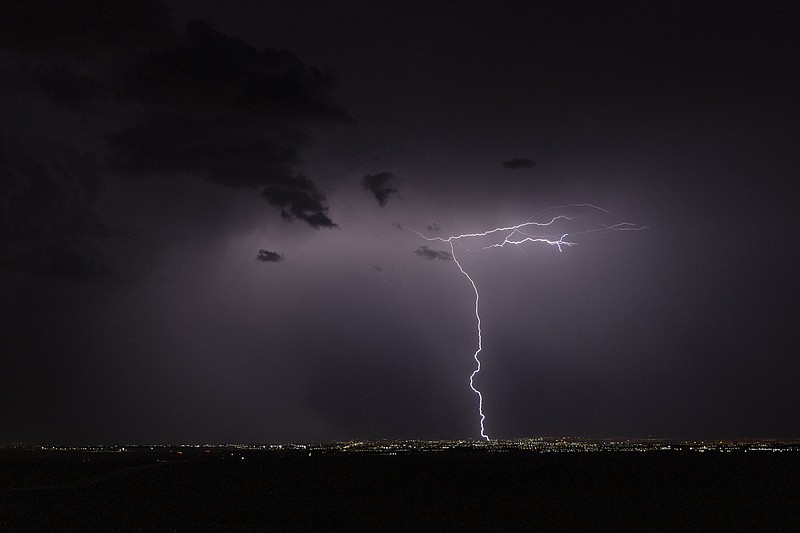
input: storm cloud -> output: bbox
[108,19,346,227]
[0,136,107,279]
[362,171,399,206]
[256,249,283,262]
[413,245,452,261]
[502,158,536,169]
[0,4,348,280]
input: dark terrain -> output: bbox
[2,447,799,531]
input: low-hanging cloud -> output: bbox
[413,245,452,261]
[362,171,399,206]
[256,249,284,262]
[501,157,535,169]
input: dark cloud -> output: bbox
[0,1,175,116]
[0,136,107,279]
[108,19,348,228]
[108,115,300,187]
[117,20,350,122]
[362,172,399,206]
[29,69,111,113]
[426,223,440,232]
[1,8,349,266]
[501,158,536,169]
[256,249,283,262]
[392,222,402,230]
[261,174,336,228]
[0,0,176,59]
[413,245,452,261]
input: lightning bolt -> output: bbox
[447,239,489,440]
[412,204,646,441]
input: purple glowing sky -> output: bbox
[1,1,798,443]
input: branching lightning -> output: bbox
[412,204,646,441]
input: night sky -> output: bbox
[2,1,798,444]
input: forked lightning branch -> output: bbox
[413,205,646,441]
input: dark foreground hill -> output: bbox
[2,448,799,531]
